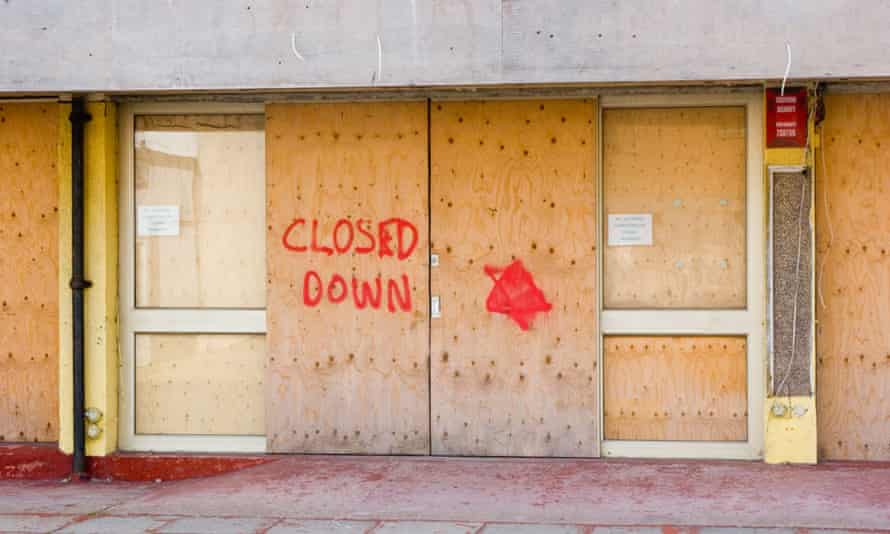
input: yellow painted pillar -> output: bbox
[762,87,818,464]
[58,102,73,454]
[58,100,119,456]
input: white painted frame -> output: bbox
[598,93,765,460]
[118,102,267,453]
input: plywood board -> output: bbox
[266,102,429,453]
[604,336,747,441]
[134,114,265,308]
[816,94,890,461]
[771,170,813,396]
[603,107,747,309]
[0,103,59,442]
[430,99,598,457]
[135,334,265,435]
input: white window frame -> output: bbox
[597,92,765,460]
[118,102,267,453]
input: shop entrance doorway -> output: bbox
[121,94,763,459]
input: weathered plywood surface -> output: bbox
[603,107,746,309]
[430,100,598,457]
[771,171,813,397]
[266,102,429,453]
[134,114,265,308]
[604,336,747,441]
[135,334,265,435]
[817,94,890,461]
[0,103,59,442]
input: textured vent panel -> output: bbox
[771,170,812,397]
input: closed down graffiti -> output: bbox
[282,217,419,313]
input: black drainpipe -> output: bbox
[69,98,92,479]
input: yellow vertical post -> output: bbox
[58,100,119,456]
[58,102,73,454]
[762,86,818,464]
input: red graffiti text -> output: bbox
[282,217,418,260]
[301,271,412,313]
[282,217,419,313]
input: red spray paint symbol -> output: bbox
[484,260,552,331]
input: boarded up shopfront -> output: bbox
[265,100,599,456]
[120,94,760,458]
[259,97,760,457]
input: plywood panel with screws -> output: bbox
[604,336,747,441]
[430,99,598,457]
[266,102,430,453]
[603,107,747,309]
[134,114,266,308]
[817,93,890,461]
[135,334,265,435]
[0,103,59,443]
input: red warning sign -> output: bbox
[484,260,552,331]
[767,87,808,148]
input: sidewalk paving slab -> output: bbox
[0,514,73,533]
[481,524,584,533]
[372,520,482,533]
[157,516,276,533]
[1,457,889,532]
[265,519,378,533]
[56,515,169,534]
[266,519,378,533]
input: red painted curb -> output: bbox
[86,453,274,482]
[1,444,275,481]
[0,443,69,480]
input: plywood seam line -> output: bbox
[426,98,433,454]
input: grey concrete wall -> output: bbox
[1,0,888,93]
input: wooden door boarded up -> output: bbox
[429,100,598,457]
[817,94,890,461]
[266,102,430,454]
[0,103,59,443]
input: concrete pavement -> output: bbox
[1,456,889,532]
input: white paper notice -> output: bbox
[137,205,180,237]
[608,214,653,246]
